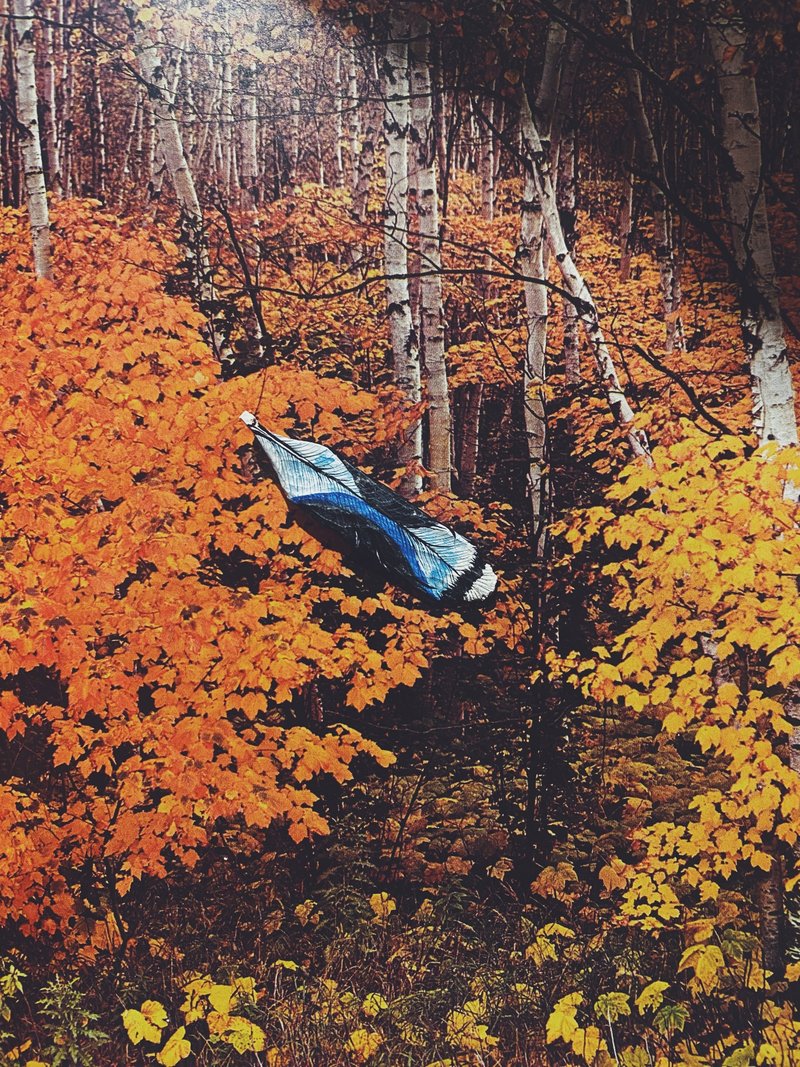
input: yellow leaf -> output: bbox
[572,1024,604,1063]
[635,981,669,1013]
[599,858,629,894]
[220,1016,267,1054]
[156,1027,191,1066]
[546,993,583,1044]
[369,892,396,924]
[362,992,388,1017]
[345,1029,383,1061]
[207,984,235,1013]
[122,1000,168,1045]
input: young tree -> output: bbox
[12,0,52,280]
[383,8,422,496]
[133,16,231,366]
[410,16,451,492]
[708,8,798,450]
[519,89,650,463]
[623,0,683,352]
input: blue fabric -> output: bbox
[298,491,450,596]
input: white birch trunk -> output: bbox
[333,48,345,188]
[478,92,494,222]
[520,93,650,461]
[353,48,379,223]
[289,87,300,186]
[220,53,234,196]
[60,0,73,197]
[709,14,798,450]
[347,45,360,191]
[384,11,422,497]
[410,18,451,492]
[135,25,230,366]
[240,64,259,208]
[41,7,62,197]
[13,0,52,281]
[519,168,549,549]
[88,3,106,198]
[619,127,635,282]
[557,129,580,385]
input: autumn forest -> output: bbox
[1,0,800,1062]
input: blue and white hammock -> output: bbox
[241,412,497,605]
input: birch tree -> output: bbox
[383,9,422,497]
[133,19,231,367]
[708,4,800,971]
[12,0,52,281]
[517,16,566,546]
[346,44,360,191]
[708,10,798,450]
[410,16,451,492]
[520,90,650,462]
[40,2,62,198]
[353,47,379,223]
[240,63,259,207]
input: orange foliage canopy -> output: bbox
[0,201,516,947]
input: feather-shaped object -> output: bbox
[240,411,497,605]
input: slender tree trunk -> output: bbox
[240,64,259,208]
[520,92,650,461]
[119,87,142,188]
[220,52,234,196]
[624,0,682,351]
[709,13,798,450]
[410,17,451,492]
[289,86,300,186]
[518,166,549,551]
[347,44,360,191]
[60,0,73,198]
[459,383,483,495]
[383,10,422,497]
[477,90,494,222]
[41,6,62,197]
[619,126,636,282]
[333,48,345,188]
[88,4,106,199]
[353,48,378,223]
[12,0,52,280]
[558,129,580,385]
[134,21,231,366]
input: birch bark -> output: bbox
[41,4,62,197]
[347,45,360,191]
[383,10,422,497]
[353,48,379,223]
[410,17,451,492]
[12,0,52,280]
[134,23,231,366]
[709,12,798,449]
[520,92,650,461]
[240,64,259,208]
[333,49,345,188]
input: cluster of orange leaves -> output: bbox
[0,200,517,949]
